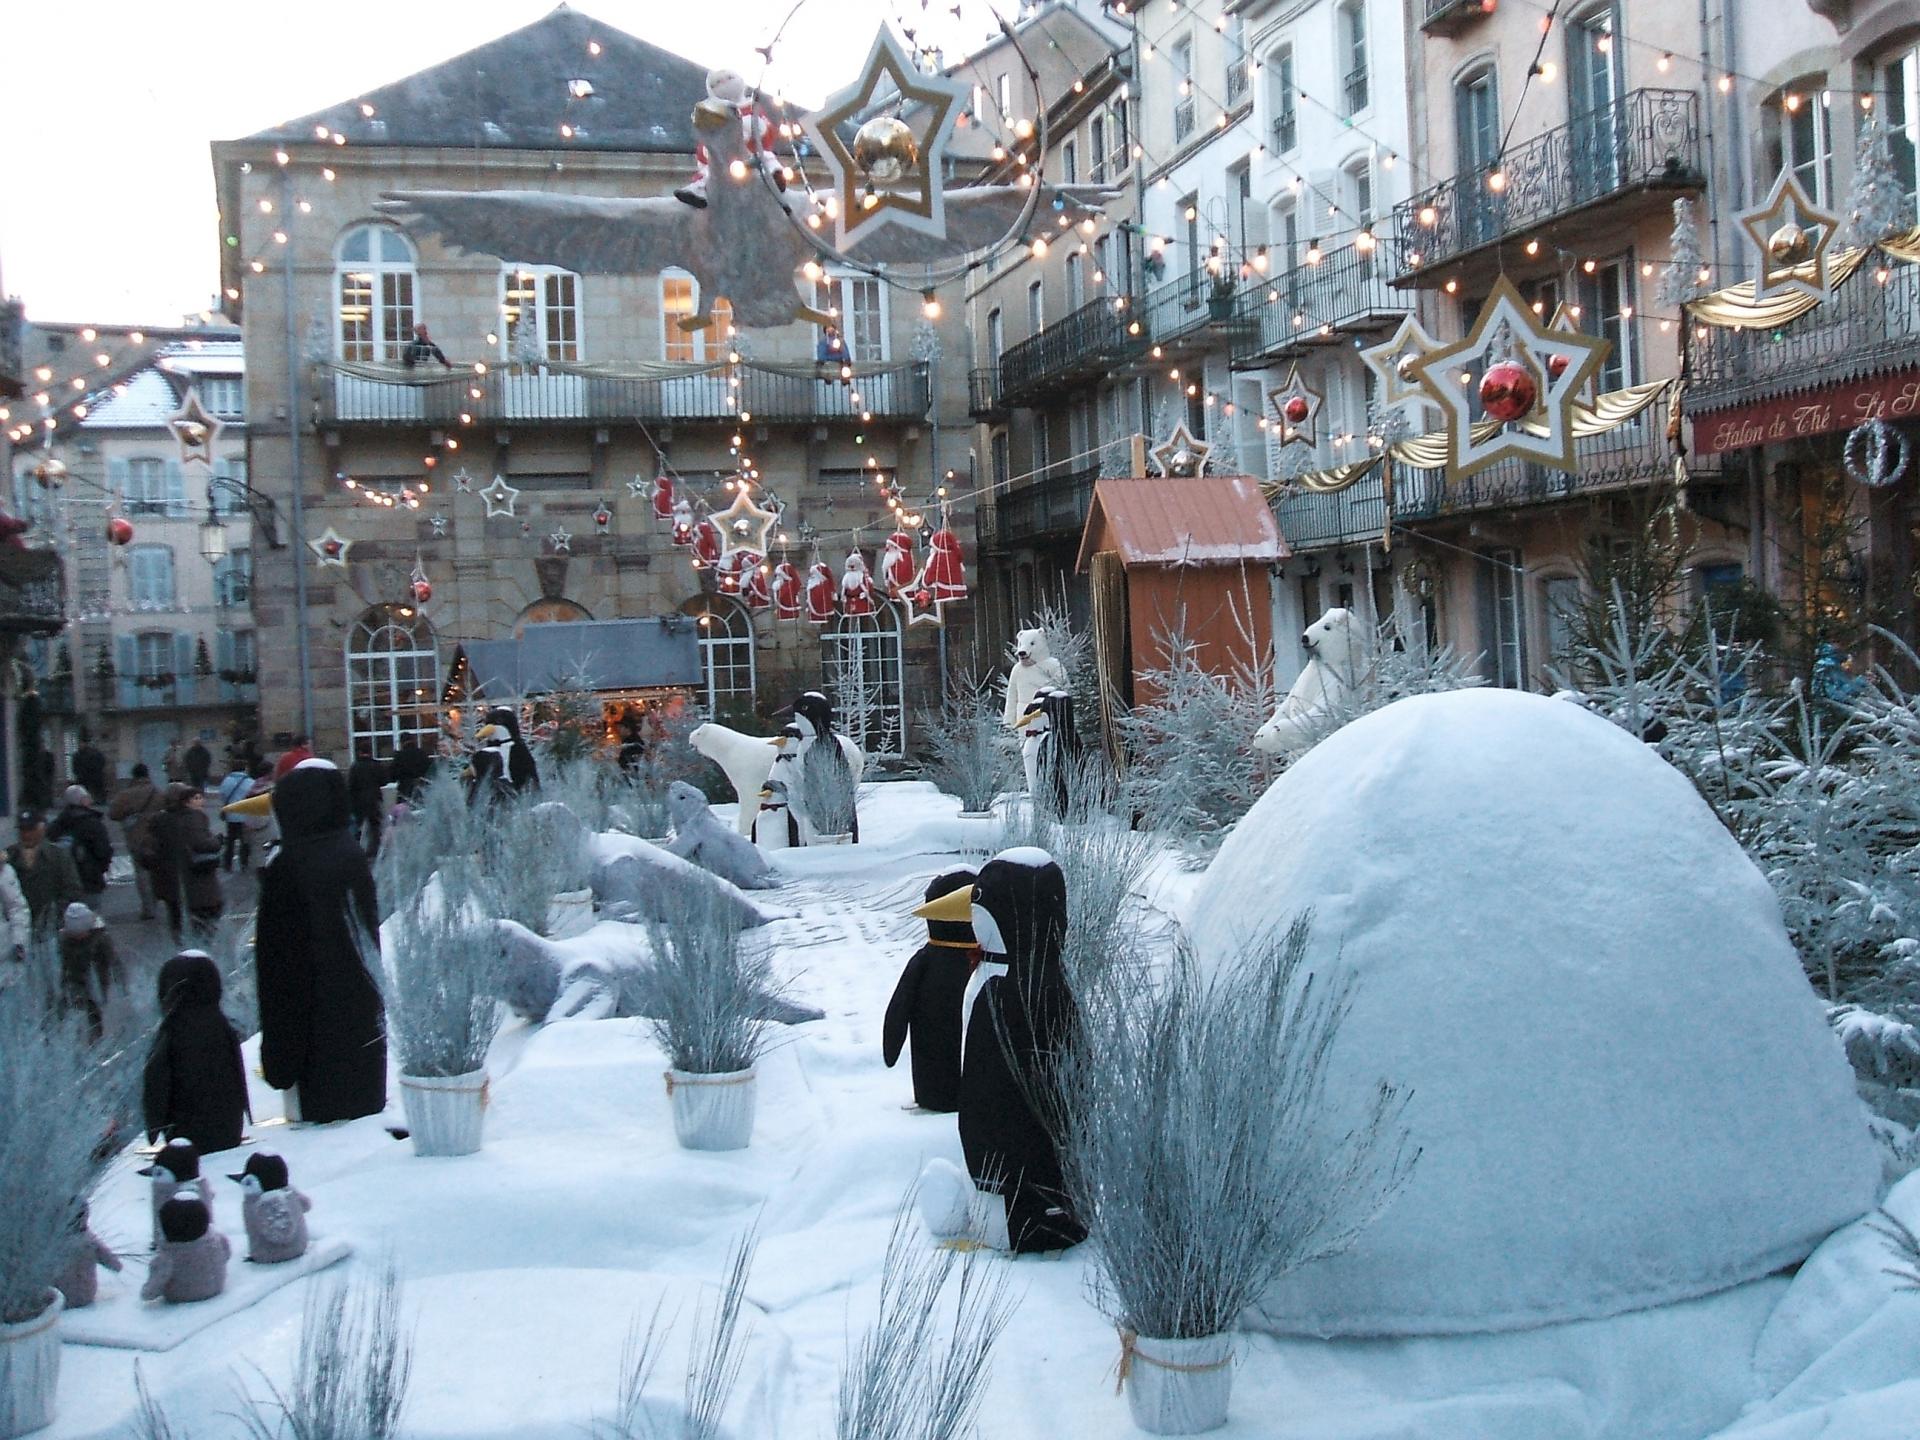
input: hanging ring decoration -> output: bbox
[1843,418,1910,489]
[1399,552,1438,600]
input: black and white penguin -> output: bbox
[465,732,517,811]
[756,726,805,848]
[140,1139,211,1249]
[914,848,1084,1254]
[229,1151,312,1265]
[791,691,859,843]
[883,867,978,1114]
[482,705,541,792]
[1016,688,1080,818]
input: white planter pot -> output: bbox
[664,1067,757,1150]
[1121,1331,1233,1435]
[0,1290,62,1439]
[958,809,996,820]
[811,832,853,846]
[546,887,595,939]
[399,1069,489,1157]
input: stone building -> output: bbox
[212,5,975,764]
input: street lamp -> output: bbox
[198,507,228,565]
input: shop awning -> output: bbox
[453,618,701,700]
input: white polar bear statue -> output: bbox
[1003,628,1069,730]
[1253,607,1364,757]
[691,721,866,837]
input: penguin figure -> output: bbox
[913,849,1085,1254]
[1016,689,1080,819]
[230,1151,312,1264]
[883,868,978,1114]
[481,705,541,792]
[465,733,517,811]
[141,1139,212,1250]
[791,691,860,843]
[56,1202,123,1310]
[754,725,801,854]
[140,1197,231,1305]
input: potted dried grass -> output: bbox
[917,668,1015,819]
[643,883,786,1150]
[795,741,860,845]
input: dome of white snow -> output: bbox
[1189,687,1878,1338]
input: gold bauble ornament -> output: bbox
[1768,222,1812,266]
[32,458,67,490]
[1168,448,1197,476]
[852,116,919,184]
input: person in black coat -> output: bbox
[71,732,108,804]
[389,740,432,805]
[48,785,114,894]
[183,739,212,792]
[253,761,386,1124]
[346,746,388,857]
[882,867,977,1113]
[144,950,248,1155]
[917,849,1085,1253]
[481,706,539,792]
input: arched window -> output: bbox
[514,597,592,637]
[336,224,418,362]
[684,596,756,716]
[822,604,905,756]
[346,604,440,759]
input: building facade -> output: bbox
[213,7,976,764]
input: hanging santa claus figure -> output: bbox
[806,559,837,624]
[840,551,877,617]
[692,516,723,568]
[922,523,968,604]
[879,529,918,596]
[673,69,785,210]
[741,559,771,611]
[671,498,695,547]
[651,473,675,522]
[771,559,804,621]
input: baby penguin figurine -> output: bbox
[882,868,978,1114]
[56,1202,123,1310]
[140,1197,231,1304]
[230,1151,311,1264]
[142,1140,212,1250]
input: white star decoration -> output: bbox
[900,576,945,628]
[451,467,476,493]
[309,527,351,568]
[1360,316,1441,411]
[479,475,520,518]
[625,473,651,498]
[549,526,573,553]
[715,484,781,558]
[1266,364,1326,449]
[429,512,448,536]
[1151,422,1213,477]
[167,389,223,470]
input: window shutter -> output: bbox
[174,632,195,704]
[107,457,128,499]
[165,460,186,517]
[116,635,137,709]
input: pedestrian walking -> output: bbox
[183,738,212,792]
[48,784,114,895]
[151,786,224,942]
[216,760,254,872]
[109,763,165,920]
[58,902,120,1043]
[9,809,83,938]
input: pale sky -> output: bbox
[1,0,1000,325]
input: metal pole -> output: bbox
[280,168,315,738]
[930,346,948,698]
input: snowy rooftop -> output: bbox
[1076,475,1288,571]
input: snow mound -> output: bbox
[1189,687,1877,1337]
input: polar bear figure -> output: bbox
[1253,607,1364,757]
[691,721,865,837]
[1003,628,1069,730]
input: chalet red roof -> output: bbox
[1076,475,1288,572]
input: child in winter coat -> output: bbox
[58,902,120,1042]
[143,951,249,1155]
[56,1202,123,1309]
[140,1197,230,1304]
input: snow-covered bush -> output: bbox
[480,796,595,937]
[1011,593,1098,725]
[376,768,474,922]
[605,1228,758,1440]
[1048,917,1415,1344]
[0,983,132,1324]
[238,1261,411,1440]
[611,704,706,839]
[915,667,1015,813]
[641,883,784,1075]
[377,899,508,1080]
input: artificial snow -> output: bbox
[1190,687,1880,1338]
[60,1238,351,1352]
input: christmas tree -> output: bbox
[1843,113,1904,249]
[1657,197,1708,309]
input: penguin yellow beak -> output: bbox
[1015,705,1044,728]
[475,724,506,745]
[913,886,974,922]
[222,791,273,820]
[772,735,789,750]
[758,787,774,799]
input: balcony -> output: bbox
[0,299,21,401]
[1690,258,1920,413]
[997,297,1152,408]
[1174,97,1195,144]
[317,359,932,429]
[1232,240,1404,367]
[981,465,1099,551]
[1226,59,1249,106]
[1392,89,1703,286]
[969,366,1009,421]
[1344,66,1370,116]
[1272,109,1297,155]
[1423,0,1495,34]
[0,551,64,636]
[1273,473,1395,552]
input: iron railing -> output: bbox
[1233,239,1404,365]
[968,366,1009,419]
[0,551,63,635]
[1273,473,1398,551]
[981,465,1099,550]
[1272,110,1297,155]
[317,360,931,428]
[1690,258,1920,412]
[1423,0,1494,33]
[1344,66,1370,116]
[1226,59,1249,105]
[1393,89,1703,281]
[997,298,1151,406]
[1174,97,1195,143]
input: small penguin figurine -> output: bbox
[753,777,796,852]
[230,1151,311,1265]
[913,849,1085,1254]
[56,1202,123,1310]
[759,725,806,847]
[481,706,540,791]
[791,691,859,843]
[883,868,978,1114]
[140,1197,231,1304]
[1016,689,1080,818]
[141,1140,212,1250]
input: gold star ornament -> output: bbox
[1407,275,1612,482]
[801,25,967,251]
[1151,422,1213,477]
[1266,365,1326,449]
[1737,168,1840,304]
[716,482,781,558]
[168,389,223,470]
[1359,316,1440,411]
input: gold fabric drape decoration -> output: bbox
[321,357,924,385]
[1681,225,1920,330]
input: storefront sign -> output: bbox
[1695,369,1920,455]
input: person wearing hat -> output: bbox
[149,785,224,942]
[47,783,114,895]
[58,902,120,1043]
[8,809,82,938]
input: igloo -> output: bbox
[1190,687,1878,1338]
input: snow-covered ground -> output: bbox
[44,781,1920,1438]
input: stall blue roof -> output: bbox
[456,618,701,699]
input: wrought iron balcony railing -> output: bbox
[1273,473,1396,551]
[1272,110,1297,154]
[996,297,1152,407]
[1174,97,1195,143]
[981,465,1099,550]
[1393,89,1703,282]
[968,366,1009,420]
[1226,59,1249,105]
[1233,239,1404,365]
[1344,66,1370,116]
[0,551,63,636]
[317,359,931,429]
[1423,0,1495,34]
[1689,257,1920,412]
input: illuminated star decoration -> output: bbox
[901,575,944,628]
[167,389,223,470]
[549,525,572,553]
[1360,315,1440,411]
[309,527,351,568]
[451,467,477,493]
[479,474,520,518]
[428,511,448,536]
[625,473,651,499]
[800,24,967,251]
[1266,364,1326,449]
[1151,422,1213,477]
[1407,275,1612,482]
[1737,168,1840,304]
[715,483,781,558]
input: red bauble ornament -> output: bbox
[1546,353,1570,381]
[592,503,613,530]
[322,538,344,558]
[651,474,675,522]
[1283,395,1310,425]
[411,578,433,604]
[107,516,135,546]
[1479,360,1537,422]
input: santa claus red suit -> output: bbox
[741,559,771,611]
[880,530,917,595]
[772,561,804,620]
[671,499,695,547]
[922,525,968,603]
[651,474,675,522]
[840,553,877,617]
[692,518,723,568]
[674,69,783,209]
[806,561,837,624]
